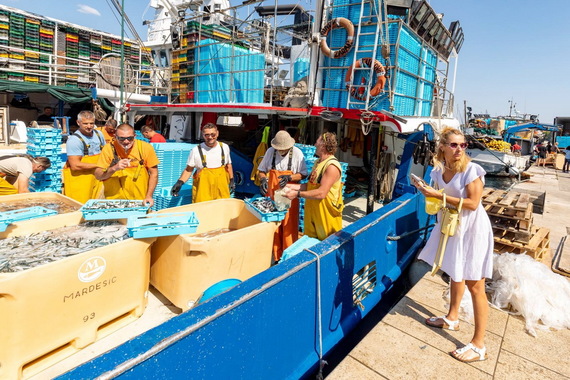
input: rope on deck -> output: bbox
[386,224,434,241]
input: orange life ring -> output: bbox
[319,18,355,59]
[345,57,387,100]
[477,120,486,128]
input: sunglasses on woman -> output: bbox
[446,142,468,149]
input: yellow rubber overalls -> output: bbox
[266,149,299,261]
[63,131,104,204]
[104,140,150,200]
[192,142,230,203]
[304,156,344,240]
[0,176,17,195]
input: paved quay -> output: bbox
[328,165,570,379]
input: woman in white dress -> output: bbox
[412,127,494,363]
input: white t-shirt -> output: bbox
[0,156,33,184]
[186,142,232,170]
[258,147,308,175]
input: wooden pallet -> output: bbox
[482,188,533,230]
[493,227,550,260]
[493,226,532,244]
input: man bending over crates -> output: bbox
[94,123,159,207]
[257,130,307,262]
[171,122,235,203]
[0,155,51,195]
[63,110,106,203]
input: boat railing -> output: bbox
[0,43,168,96]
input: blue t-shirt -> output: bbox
[66,130,106,156]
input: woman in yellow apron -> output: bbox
[284,132,343,240]
[257,130,308,261]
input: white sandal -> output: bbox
[451,342,488,362]
[425,316,460,331]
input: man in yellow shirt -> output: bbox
[98,118,117,143]
[94,123,159,206]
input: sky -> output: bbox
[5,0,570,125]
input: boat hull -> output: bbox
[466,149,529,176]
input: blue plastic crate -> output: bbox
[81,199,149,221]
[0,206,58,231]
[244,197,288,222]
[127,211,199,238]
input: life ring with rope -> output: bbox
[477,120,486,128]
[319,17,355,59]
[345,58,387,100]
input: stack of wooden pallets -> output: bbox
[482,188,550,261]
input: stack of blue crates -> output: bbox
[151,142,196,210]
[195,39,264,104]
[26,128,63,193]
[319,7,439,117]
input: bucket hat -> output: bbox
[271,130,295,150]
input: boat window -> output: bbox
[410,2,429,29]
[159,50,169,67]
[417,13,436,38]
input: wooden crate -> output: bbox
[493,226,550,261]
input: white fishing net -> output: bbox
[443,253,570,337]
[488,252,570,336]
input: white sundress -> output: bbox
[418,162,494,281]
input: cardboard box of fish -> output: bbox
[0,212,155,379]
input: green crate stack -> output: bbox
[64,27,79,86]
[0,10,9,47]
[90,33,102,63]
[111,38,120,53]
[102,36,112,54]
[9,12,24,48]
[39,21,54,83]
[25,17,40,50]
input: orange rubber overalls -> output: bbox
[192,142,231,203]
[63,131,105,203]
[266,149,299,261]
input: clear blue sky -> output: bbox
[7,0,570,124]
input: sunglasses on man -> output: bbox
[116,136,135,142]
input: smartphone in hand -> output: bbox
[410,173,424,185]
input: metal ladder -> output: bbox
[345,0,384,110]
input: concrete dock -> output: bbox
[328,165,570,379]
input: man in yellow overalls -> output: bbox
[257,130,307,261]
[63,110,105,203]
[94,124,159,207]
[284,132,344,240]
[0,155,51,195]
[171,123,234,203]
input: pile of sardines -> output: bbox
[83,200,145,209]
[0,221,128,273]
[0,200,79,213]
[250,198,278,213]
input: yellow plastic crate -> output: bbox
[151,199,277,310]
